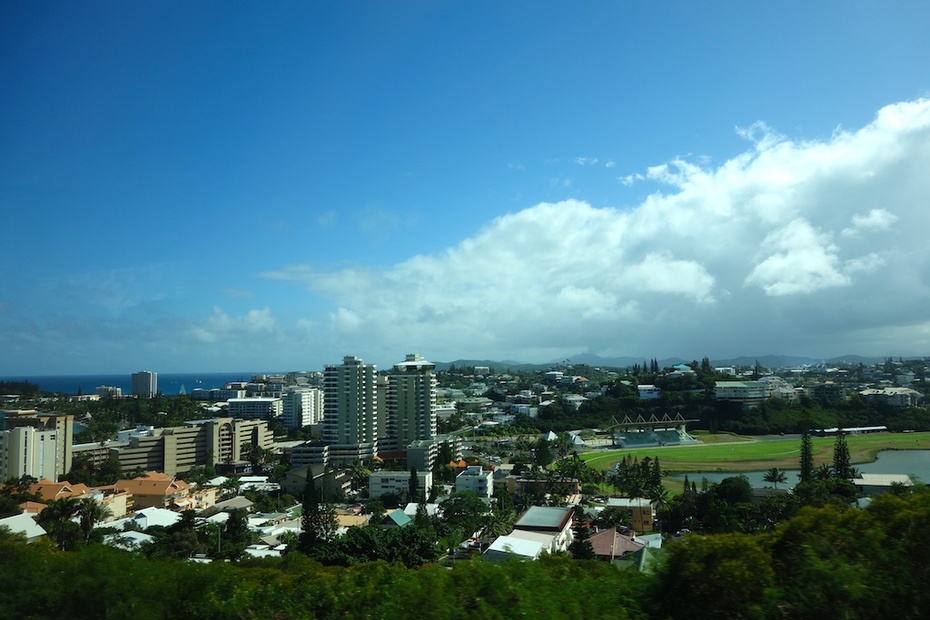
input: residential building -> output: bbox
[713,381,768,408]
[321,356,379,467]
[455,465,494,498]
[512,506,574,552]
[368,470,432,499]
[382,354,438,452]
[227,397,283,419]
[601,498,656,532]
[115,471,194,510]
[859,387,922,408]
[638,385,661,400]
[95,385,123,398]
[406,435,462,472]
[131,371,157,398]
[0,425,60,482]
[73,417,272,477]
[853,473,914,495]
[281,387,323,429]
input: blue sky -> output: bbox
[2,2,930,374]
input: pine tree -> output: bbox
[832,430,853,479]
[799,430,814,483]
[569,509,595,560]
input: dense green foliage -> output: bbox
[5,491,930,618]
[0,534,648,619]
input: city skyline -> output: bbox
[3,3,930,375]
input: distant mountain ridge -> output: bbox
[436,353,918,372]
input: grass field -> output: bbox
[581,432,930,473]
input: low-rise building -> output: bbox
[455,466,494,498]
[713,381,768,408]
[369,470,432,499]
[512,506,574,552]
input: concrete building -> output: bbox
[382,354,438,452]
[455,465,494,498]
[0,412,73,482]
[73,417,272,477]
[713,381,768,408]
[601,498,656,532]
[321,356,380,467]
[512,506,575,552]
[369,469,432,499]
[0,426,60,481]
[281,387,323,429]
[95,386,123,398]
[406,435,462,472]
[853,473,914,495]
[131,371,158,398]
[227,397,283,419]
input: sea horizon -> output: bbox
[0,372,288,396]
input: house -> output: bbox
[369,470,432,499]
[853,473,913,496]
[0,512,46,543]
[588,527,645,562]
[512,506,574,552]
[600,498,656,532]
[279,464,351,499]
[483,535,547,561]
[107,507,182,531]
[115,472,192,510]
[379,510,412,528]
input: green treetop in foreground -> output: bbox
[4,490,930,618]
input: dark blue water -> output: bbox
[0,372,271,396]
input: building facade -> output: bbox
[321,356,379,466]
[131,371,158,398]
[282,387,324,429]
[382,354,438,452]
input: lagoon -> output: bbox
[674,449,930,489]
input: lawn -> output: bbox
[580,432,930,473]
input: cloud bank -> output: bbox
[265,98,930,363]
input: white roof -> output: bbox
[853,473,913,486]
[506,529,557,549]
[603,498,654,508]
[108,507,182,531]
[0,512,46,540]
[402,502,440,517]
[485,535,546,559]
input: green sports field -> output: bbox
[580,431,930,473]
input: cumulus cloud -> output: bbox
[189,307,275,343]
[266,98,930,361]
[841,208,899,238]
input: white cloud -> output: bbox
[266,98,930,361]
[841,208,899,238]
[575,157,598,166]
[744,219,849,296]
[190,307,275,343]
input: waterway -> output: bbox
[673,449,930,489]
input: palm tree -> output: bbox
[37,497,81,550]
[78,498,112,543]
[763,467,788,489]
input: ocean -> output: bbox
[0,372,273,396]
